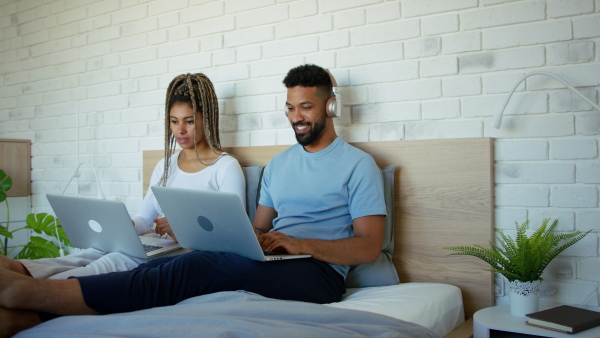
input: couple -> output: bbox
[0,64,387,336]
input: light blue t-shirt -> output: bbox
[259,137,387,278]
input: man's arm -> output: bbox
[252,204,276,237]
[258,215,385,265]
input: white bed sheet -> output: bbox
[326,282,464,337]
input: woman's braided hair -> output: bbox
[158,73,222,186]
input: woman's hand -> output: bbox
[154,217,178,242]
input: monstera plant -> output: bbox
[0,169,72,259]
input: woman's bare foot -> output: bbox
[0,255,31,276]
[0,307,41,337]
[0,255,10,270]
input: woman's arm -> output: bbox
[131,158,166,234]
[216,156,246,208]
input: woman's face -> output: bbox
[169,102,205,149]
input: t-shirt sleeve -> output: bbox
[217,157,246,209]
[347,155,387,220]
[258,161,274,208]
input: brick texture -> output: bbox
[1,0,599,311]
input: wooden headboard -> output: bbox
[143,138,495,319]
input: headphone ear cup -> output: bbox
[325,69,341,118]
[326,96,337,118]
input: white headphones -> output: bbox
[285,69,341,118]
[324,69,341,118]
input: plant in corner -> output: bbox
[443,218,590,317]
[0,169,72,259]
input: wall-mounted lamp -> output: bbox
[55,162,105,256]
[490,71,600,129]
[61,162,106,200]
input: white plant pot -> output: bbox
[508,280,541,317]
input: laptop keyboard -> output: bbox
[143,244,163,253]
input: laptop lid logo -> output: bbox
[197,216,214,232]
[88,220,103,233]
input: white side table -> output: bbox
[474,305,600,338]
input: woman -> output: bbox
[0,73,245,279]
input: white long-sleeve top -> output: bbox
[132,152,246,234]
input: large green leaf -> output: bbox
[15,236,61,259]
[0,169,12,203]
[25,213,72,247]
[0,224,13,239]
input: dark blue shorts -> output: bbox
[75,251,346,315]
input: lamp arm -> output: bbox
[490,71,600,129]
[86,163,106,200]
[56,162,105,256]
[60,162,84,196]
[60,162,105,199]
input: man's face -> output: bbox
[285,86,328,146]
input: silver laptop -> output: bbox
[46,194,181,259]
[151,186,311,262]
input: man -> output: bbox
[0,64,386,335]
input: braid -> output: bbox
[158,73,223,186]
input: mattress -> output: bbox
[16,283,461,337]
[326,282,465,337]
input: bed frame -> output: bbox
[143,137,495,337]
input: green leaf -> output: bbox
[15,236,61,260]
[0,170,12,200]
[25,213,72,248]
[443,219,590,282]
[0,224,13,239]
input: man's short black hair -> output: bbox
[283,64,333,97]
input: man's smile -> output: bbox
[294,123,310,133]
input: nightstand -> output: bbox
[473,305,600,338]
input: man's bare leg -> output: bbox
[0,255,31,276]
[0,268,97,316]
[0,307,41,337]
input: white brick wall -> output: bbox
[1,0,599,310]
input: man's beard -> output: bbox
[293,114,327,146]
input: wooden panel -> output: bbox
[142,138,494,318]
[352,138,495,319]
[0,139,31,197]
[142,146,290,194]
[143,150,162,195]
[444,318,473,338]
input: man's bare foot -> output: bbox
[0,255,31,276]
[0,268,98,317]
[0,267,34,309]
[0,307,41,337]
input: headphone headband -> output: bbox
[284,68,342,118]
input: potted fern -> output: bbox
[443,219,590,317]
[0,169,72,259]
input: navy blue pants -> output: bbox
[75,251,346,315]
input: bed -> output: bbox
[18,138,494,337]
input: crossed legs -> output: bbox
[0,254,31,276]
[0,264,97,337]
[0,251,345,336]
